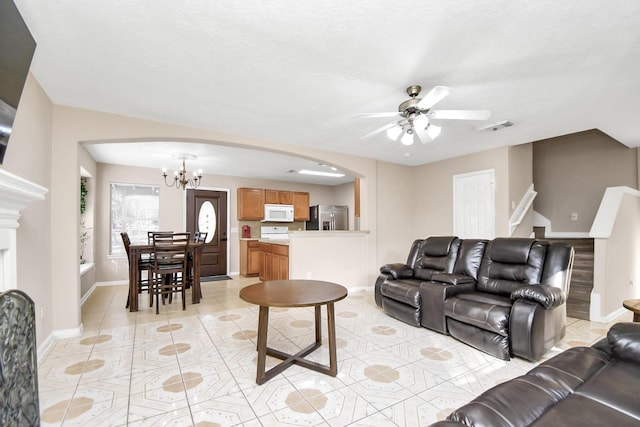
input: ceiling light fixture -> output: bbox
[400,131,414,146]
[389,113,443,146]
[298,169,345,178]
[386,126,402,141]
[162,154,203,190]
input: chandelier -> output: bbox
[162,154,203,190]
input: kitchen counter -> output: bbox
[288,230,370,237]
[257,239,289,245]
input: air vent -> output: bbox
[477,120,514,131]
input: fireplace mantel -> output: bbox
[0,168,48,291]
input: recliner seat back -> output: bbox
[413,236,461,280]
[476,238,548,296]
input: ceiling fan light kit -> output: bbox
[357,84,491,146]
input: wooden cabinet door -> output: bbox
[258,242,272,281]
[247,241,261,275]
[272,244,289,280]
[238,188,264,220]
[240,240,260,276]
[293,192,310,221]
[264,189,279,204]
[278,191,294,205]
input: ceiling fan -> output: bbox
[355,85,491,145]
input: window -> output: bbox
[110,183,160,256]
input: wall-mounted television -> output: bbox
[0,0,37,164]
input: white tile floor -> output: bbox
[37,277,629,426]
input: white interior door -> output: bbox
[453,169,495,239]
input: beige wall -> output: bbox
[592,192,640,320]
[1,75,54,345]
[413,146,512,237]
[533,130,638,233]
[374,161,416,265]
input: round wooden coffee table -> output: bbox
[623,299,640,322]
[239,280,348,385]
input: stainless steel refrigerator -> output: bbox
[306,205,348,230]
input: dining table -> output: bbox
[127,242,203,312]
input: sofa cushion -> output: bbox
[446,373,571,427]
[476,239,548,296]
[576,359,640,421]
[528,346,610,391]
[607,322,640,364]
[414,237,460,280]
[380,279,421,308]
[444,292,511,336]
[452,239,487,280]
[423,236,459,257]
[380,262,414,280]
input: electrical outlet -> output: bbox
[306,272,313,279]
[571,212,578,221]
[630,279,634,287]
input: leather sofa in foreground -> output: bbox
[429,322,640,427]
[374,236,574,361]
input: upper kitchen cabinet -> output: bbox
[293,191,310,221]
[237,187,264,220]
[265,189,294,205]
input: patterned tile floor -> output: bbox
[38,277,630,426]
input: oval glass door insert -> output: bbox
[198,201,216,243]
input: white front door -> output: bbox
[453,169,495,239]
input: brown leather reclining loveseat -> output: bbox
[374,236,574,361]
[430,322,640,426]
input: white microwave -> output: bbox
[263,204,294,222]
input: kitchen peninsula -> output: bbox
[288,230,369,289]
[239,230,369,289]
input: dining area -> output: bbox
[121,231,207,313]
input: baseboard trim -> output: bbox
[38,324,84,362]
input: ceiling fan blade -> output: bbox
[428,110,492,120]
[417,86,452,110]
[353,112,401,119]
[359,120,401,140]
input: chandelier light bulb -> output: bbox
[386,126,402,141]
[400,132,414,146]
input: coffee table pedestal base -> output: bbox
[256,304,337,385]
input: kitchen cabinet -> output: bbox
[258,242,289,281]
[293,191,310,221]
[265,189,294,205]
[240,239,260,276]
[237,188,264,220]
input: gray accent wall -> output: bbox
[533,129,638,233]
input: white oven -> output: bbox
[263,204,294,222]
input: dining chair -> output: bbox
[188,231,208,294]
[193,231,208,243]
[151,232,190,314]
[121,232,154,308]
[147,231,174,244]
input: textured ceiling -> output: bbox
[14,0,640,185]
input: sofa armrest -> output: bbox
[511,284,566,309]
[380,263,414,280]
[607,322,640,364]
[431,273,476,285]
